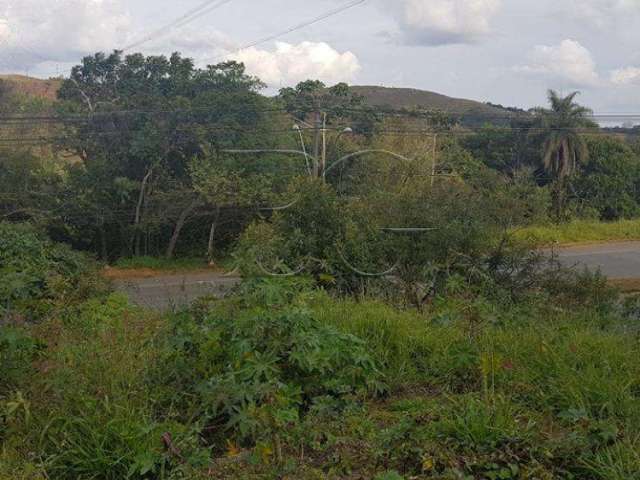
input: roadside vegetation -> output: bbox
[2,257,640,478]
[2,50,640,479]
[112,256,212,273]
[3,53,640,263]
[516,219,640,245]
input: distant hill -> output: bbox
[0,76,526,126]
[350,85,525,125]
[0,75,62,102]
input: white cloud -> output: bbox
[141,29,236,58]
[230,41,361,87]
[611,66,640,85]
[517,39,600,87]
[566,0,640,28]
[0,0,131,70]
[382,0,501,45]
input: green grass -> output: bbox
[515,219,640,245]
[112,255,209,271]
[4,286,640,479]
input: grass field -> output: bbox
[515,219,640,245]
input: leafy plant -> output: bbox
[0,222,104,319]
[161,279,384,456]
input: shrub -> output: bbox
[5,294,206,480]
[0,222,105,319]
[159,279,384,453]
[236,176,556,307]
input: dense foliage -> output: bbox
[0,222,103,319]
[2,61,640,265]
[2,276,639,479]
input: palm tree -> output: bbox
[533,90,594,219]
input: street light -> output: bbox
[322,126,354,179]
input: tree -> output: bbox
[533,90,594,220]
[462,123,539,175]
[56,51,274,259]
[190,147,286,264]
[571,136,640,220]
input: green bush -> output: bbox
[571,137,640,221]
[0,222,105,319]
[3,294,207,480]
[159,279,384,451]
[2,278,640,479]
[236,176,557,308]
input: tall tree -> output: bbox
[56,51,273,258]
[533,90,594,219]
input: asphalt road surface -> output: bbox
[555,241,640,279]
[113,272,240,311]
[113,242,640,310]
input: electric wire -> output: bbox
[121,0,237,52]
[200,0,367,64]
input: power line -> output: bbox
[20,0,239,78]
[2,104,639,124]
[122,0,238,52]
[0,127,633,148]
[200,0,367,64]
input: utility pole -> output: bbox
[321,112,327,178]
[430,133,438,187]
[313,111,322,178]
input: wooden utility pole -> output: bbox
[321,112,327,178]
[431,133,438,187]
[313,111,322,178]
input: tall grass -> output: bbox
[515,219,640,245]
[3,288,640,478]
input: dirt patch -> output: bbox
[609,278,640,294]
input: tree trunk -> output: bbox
[166,199,200,259]
[133,168,153,256]
[207,206,221,266]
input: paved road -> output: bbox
[555,241,640,279]
[112,272,240,311]
[112,242,640,310]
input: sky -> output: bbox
[1,0,640,115]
